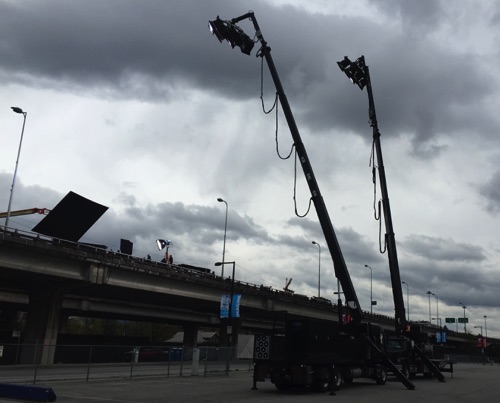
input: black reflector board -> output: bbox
[120,239,133,255]
[32,191,108,242]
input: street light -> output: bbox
[364,264,373,315]
[484,315,488,339]
[474,325,483,336]
[426,291,432,324]
[402,281,409,321]
[433,293,439,328]
[5,107,28,230]
[217,198,228,277]
[312,241,321,297]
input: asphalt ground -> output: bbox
[2,363,499,403]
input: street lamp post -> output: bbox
[5,107,28,230]
[402,281,409,321]
[312,241,321,297]
[484,315,488,339]
[426,291,432,324]
[217,198,228,278]
[433,293,439,328]
[474,325,483,336]
[364,264,373,315]
[459,303,467,333]
[215,260,236,373]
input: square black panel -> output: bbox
[32,191,108,242]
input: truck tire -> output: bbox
[332,368,342,390]
[313,367,332,393]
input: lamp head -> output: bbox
[11,106,24,114]
[156,239,172,251]
[217,198,225,203]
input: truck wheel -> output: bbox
[313,367,332,393]
[375,367,387,385]
[332,368,342,390]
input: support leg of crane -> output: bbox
[363,335,415,390]
[413,345,445,382]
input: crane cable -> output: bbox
[259,53,312,218]
[370,140,386,254]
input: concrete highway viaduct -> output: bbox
[0,230,469,365]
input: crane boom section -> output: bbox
[245,13,363,323]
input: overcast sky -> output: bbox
[1,0,499,338]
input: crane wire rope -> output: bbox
[370,139,386,254]
[259,52,312,218]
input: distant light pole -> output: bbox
[5,107,28,230]
[459,303,467,333]
[433,292,439,328]
[426,291,432,324]
[312,241,321,297]
[474,325,483,336]
[484,315,488,339]
[402,281,409,321]
[364,264,373,315]
[217,198,228,277]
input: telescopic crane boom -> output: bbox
[221,12,363,323]
[338,55,445,382]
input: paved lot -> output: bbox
[2,363,499,402]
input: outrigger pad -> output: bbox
[33,191,108,242]
[0,383,56,402]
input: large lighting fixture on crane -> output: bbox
[337,57,367,90]
[209,16,255,55]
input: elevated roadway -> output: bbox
[0,229,470,365]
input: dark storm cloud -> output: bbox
[2,0,498,153]
[403,234,485,262]
[478,170,500,215]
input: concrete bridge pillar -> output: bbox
[183,323,199,347]
[20,284,66,365]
